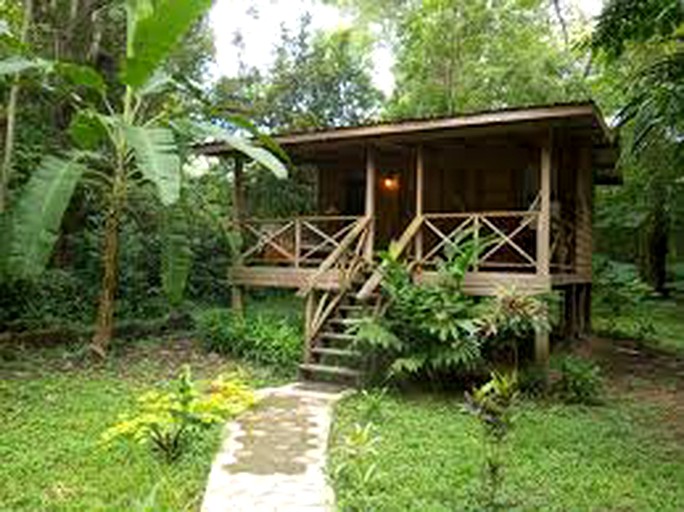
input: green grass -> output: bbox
[0,338,277,511]
[593,296,684,352]
[330,392,684,511]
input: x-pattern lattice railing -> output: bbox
[418,211,539,271]
[240,215,363,267]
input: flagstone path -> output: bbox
[201,381,349,512]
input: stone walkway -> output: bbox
[201,382,348,512]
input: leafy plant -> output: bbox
[551,355,603,405]
[355,236,549,382]
[464,372,518,510]
[594,257,652,324]
[477,287,550,369]
[101,365,255,462]
[196,308,301,371]
[354,244,483,380]
[330,421,381,510]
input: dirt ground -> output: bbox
[583,336,684,439]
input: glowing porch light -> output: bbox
[382,175,399,191]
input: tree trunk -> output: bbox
[90,205,120,357]
[639,180,670,295]
[0,0,34,213]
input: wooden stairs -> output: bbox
[299,272,379,385]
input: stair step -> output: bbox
[311,347,360,357]
[319,332,356,342]
[327,317,363,326]
[299,363,361,378]
[338,304,366,312]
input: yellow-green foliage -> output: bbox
[102,366,255,462]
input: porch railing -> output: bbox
[239,215,364,267]
[237,210,575,276]
[415,211,539,271]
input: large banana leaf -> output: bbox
[125,126,180,206]
[0,56,52,76]
[203,126,289,179]
[8,156,84,278]
[122,0,213,88]
[161,203,192,307]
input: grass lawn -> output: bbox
[330,390,684,511]
[0,337,281,511]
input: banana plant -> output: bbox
[1,0,288,357]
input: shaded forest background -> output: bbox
[0,0,682,333]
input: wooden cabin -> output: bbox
[200,102,619,381]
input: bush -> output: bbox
[0,270,96,329]
[593,257,653,337]
[196,308,301,370]
[551,355,603,405]
[102,366,255,462]
[354,240,549,382]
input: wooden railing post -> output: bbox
[364,146,376,262]
[294,218,301,268]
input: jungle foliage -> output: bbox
[1,0,683,351]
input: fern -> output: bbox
[8,156,85,278]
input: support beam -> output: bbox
[364,145,376,262]
[231,156,245,315]
[537,136,552,277]
[536,135,552,366]
[415,145,424,262]
[535,331,550,366]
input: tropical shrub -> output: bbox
[477,287,550,367]
[464,372,518,510]
[354,240,549,382]
[102,366,254,462]
[197,308,301,370]
[0,270,95,329]
[355,243,484,380]
[551,354,603,405]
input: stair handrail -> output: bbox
[297,215,371,297]
[356,214,424,300]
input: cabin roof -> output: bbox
[197,101,620,184]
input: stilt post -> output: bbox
[231,155,245,315]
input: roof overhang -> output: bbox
[197,101,620,184]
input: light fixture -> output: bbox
[382,174,399,191]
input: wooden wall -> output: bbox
[422,140,539,213]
